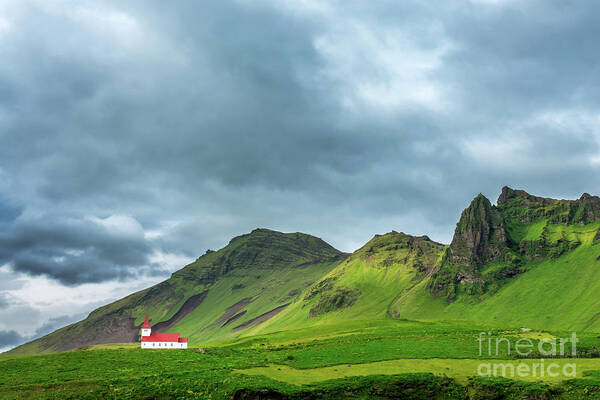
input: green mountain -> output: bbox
[390,186,600,330]
[9,229,346,354]
[9,187,600,355]
[428,187,599,302]
[244,231,447,336]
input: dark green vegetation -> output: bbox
[5,187,600,398]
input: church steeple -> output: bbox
[141,314,151,337]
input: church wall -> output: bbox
[140,341,187,349]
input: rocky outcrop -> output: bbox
[429,194,516,301]
[498,186,600,225]
[497,186,556,209]
[445,194,512,269]
[431,188,599,302]
[571,193,600,224]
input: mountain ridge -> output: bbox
[9,187,600,355]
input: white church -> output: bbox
[140,314,188,349]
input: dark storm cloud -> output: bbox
[0,213,154,284]
[445,1,600,109]
[0,194,22,224]
[32,313,87,338]
[0,314,85,350]
[0,0,599,291]
[0,293,10,309]
[0,330,26,348]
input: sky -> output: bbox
[1,0,600,351]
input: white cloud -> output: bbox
[0,264,169,337]
[149,251,194,274]
[89,215,145,238]
[534,109,600,131]
[463,135,530,172]
[69,6,142,48]
[263,0,332,16]
[463,109,600,173]
[0,17,11,36]
[23,1,143,48]
[534,109,600,168]
[313,20,452,112]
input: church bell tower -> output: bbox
[141,314,151,337]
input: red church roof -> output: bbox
[140,314,188,344]
[141,332,181,343]
[141,314,151,329]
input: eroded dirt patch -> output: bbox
[153,291,208,332]
[222,310,247,327]
[215,297,254,326]
[233,304,289,331]
[57,317,139,352]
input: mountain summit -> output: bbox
[10,229,346,354]
[445,193,512,269]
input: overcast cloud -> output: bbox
[1,0,600,350]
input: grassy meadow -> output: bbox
[3,319,600,399]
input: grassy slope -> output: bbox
[247,232,446,336]
[170,260,339,343]
[392,223,600,332]
[236,204,600,339]
[221,222,600,340]
[251,222,600,335]
[8,228,346,355]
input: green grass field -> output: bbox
[237,358,600,385]
[3,319,600,399]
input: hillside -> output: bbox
[391,187,600,331]
[249,187,600,335]
[9,228,347,354]
[9,187,600,356]
[245,231,447,335]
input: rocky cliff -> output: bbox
[430,187,598,301]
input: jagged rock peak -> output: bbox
[498,186,600,205]
[498,187,600,224]
[446,193,511,269]
[578,192,600,202]
[497,186,553,207]
[455,194,495,233]
[369,230,440,245]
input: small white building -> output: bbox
[140,314,188,349]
